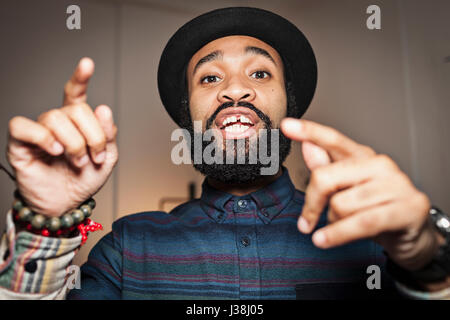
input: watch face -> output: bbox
[436,216,450,233]
[430,207,450,236]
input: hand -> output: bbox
[281,118,440,271]
[7,58,118,217]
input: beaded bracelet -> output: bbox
[11,190,102,245]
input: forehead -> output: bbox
[187,35,284,73]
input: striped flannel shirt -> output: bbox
[68,168,396,299]
[0,212,81,298]
[1,168,448,299]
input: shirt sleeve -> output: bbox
[0,210,81,299]
[66,219,123,300]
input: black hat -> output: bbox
[157,7,317,127]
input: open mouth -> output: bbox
[214,107,260,139]
[222,114,253,133]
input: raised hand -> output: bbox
[281,118,441,271]
[7,58,118,217]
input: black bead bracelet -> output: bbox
[12,190,96,236]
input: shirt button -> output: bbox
[217,213,224,220]
[241,236,251,247]
[3,249,10,261]
[25,260,37,274]
[262,210,269,218]
[237,200,248,208]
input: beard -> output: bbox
[182,101,292,184]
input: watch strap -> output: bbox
[386,206,450,289]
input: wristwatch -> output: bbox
[386,206,450,290]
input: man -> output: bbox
[0,7,449,299]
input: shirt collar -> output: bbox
[200,167,296,224]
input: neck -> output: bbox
[207,168,283,196]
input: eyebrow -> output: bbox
[191,46,277,76]
[245,46,276,65]
[193,50,223,75]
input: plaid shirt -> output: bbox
[1,168,448,299]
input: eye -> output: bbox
[201,75,221,84]
[251,71,271,80]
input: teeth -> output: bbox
[222,115,253,127]
[224,124,249,133]
[240,115,252,124]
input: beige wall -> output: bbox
[0,0,448,266]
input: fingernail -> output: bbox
[99,105,112,119]
[95,151,106,163]
[75,154,89,167]
[52,141,64,154]
[298,217,310,233]
[313,231,327,247]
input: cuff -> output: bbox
[0,210,82,294]
[394,281,450,300]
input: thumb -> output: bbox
[302,141,331,171]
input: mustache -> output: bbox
[205,101,273,130]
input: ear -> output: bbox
[302,141,331,170]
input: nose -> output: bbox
[217,76,256,104]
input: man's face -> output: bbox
[184,35,290,184]
[187,35,287,135]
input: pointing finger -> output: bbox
[281,118,375,162]
[63,57,95,106]
[302,141,331,171]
